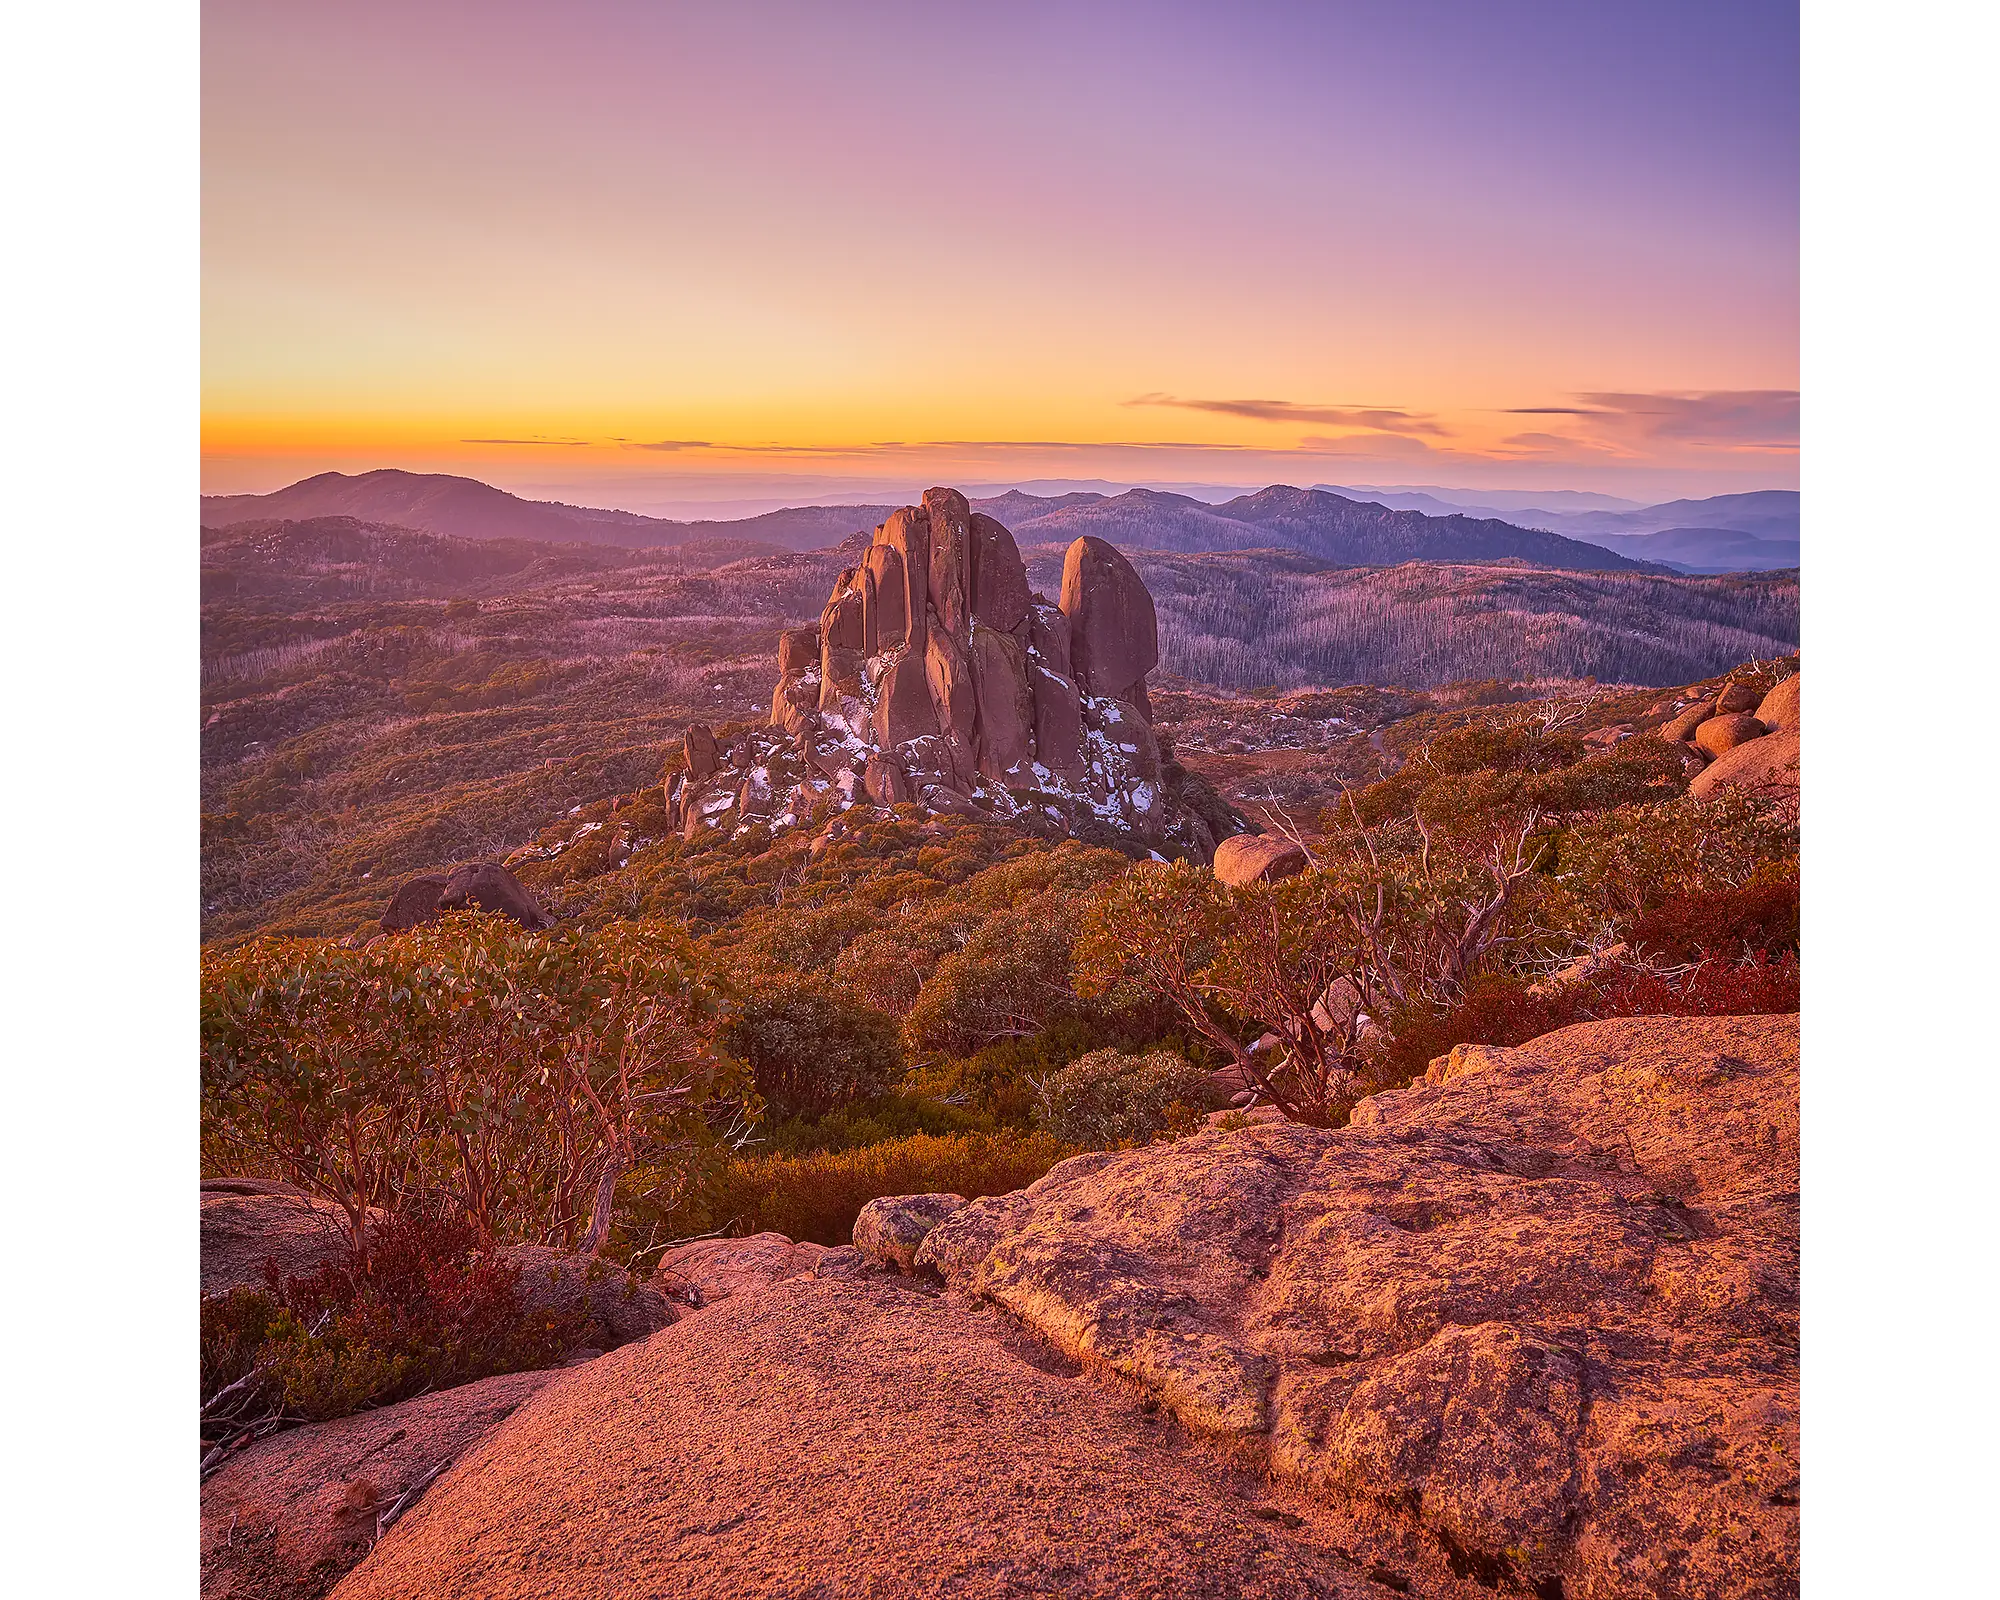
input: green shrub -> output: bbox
[1032,1047,1216,1148]
[659,1130,1075,1245]
[721,979,904,1120]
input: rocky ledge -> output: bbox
[290,1012,1795,1600]
[664,487,1247,860]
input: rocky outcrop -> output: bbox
[1755,673,1800,733]
[662,488,1244,860]
[852,1192,966,1273]
[378,875,446,932]
[201,1180,370,1298]
[326,1014,1797,1600]
[378,861,552,933]
[1692,713,1767,758]
[1212,832,1309,887]
[916,1015,1799,1600]
[203,1370,555,1600]
[327,1279,1396,1600]
[653,1231,833,1310]
[1671,668,1799,809]
[1690,728,1801,804]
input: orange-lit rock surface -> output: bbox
[203,1370,556,1600]
[326,1014,1797,1600]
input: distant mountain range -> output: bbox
[202,470,1798,575]
[1315,484,1800,573]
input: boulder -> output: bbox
[968,625,1034,781]
[915,1014,1799,1600]
[1692,713,1767,758]
[203,1369,555,1600]
[490,1244,677,1349]
[852,1192,967,1273]
[683,723,720,781]
[325,1280,1386,1600]
[1689,728,1801,804]
[776,626,820,675]
[437,861,553,930]
[968,512,1031,634]
[1756,672,1801,733]
[1060,535,1158,701]
[922,487,974,641]
[1658,698,1715,742]
[1714,680,1761,714]
[1213,833,1308,888]
[768,674,814,735]
[201,1182,368,1298]
[378,874,445,933]
[652,1231,828,1311]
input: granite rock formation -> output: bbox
[663,489,1245,859]
[317,1013,1797,1600]
[378,861,552,933]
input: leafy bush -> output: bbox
[721,979,904,1120]
[1032,1048,1215,1148]
[200,1210,582,1471]
[1627,872,1800,963]
[1375,954,1800,1088]
[201,917,747,1256]
[656,1130,1075,1245]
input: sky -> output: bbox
[202,0,1799,515]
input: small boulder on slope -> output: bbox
[1689,727,1801,804]
[1692,712,1767,758]
[1212,833,1308,888]
[852,1192,966,1273]
[1756,671,1801,733]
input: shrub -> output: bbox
[902,896,1095,1061]
[1375,954,1800,1088]
[1032,1048,1215,1148]
[200,1210,583,1472]
[721,979,903,1120]
[656,1130,1075,1245]
[201,917,746,1257]
[1627,872,1800,963]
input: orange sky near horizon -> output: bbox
[202,1,1798,511]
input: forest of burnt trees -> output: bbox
[1135,553,1799,689]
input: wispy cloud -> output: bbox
[628,439,716,451]
[1124,393,1451,437]
[1502,391,1798,451]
